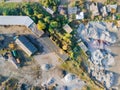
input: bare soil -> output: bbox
[0,25,32,35]
[109,29,120,74]
[0,25,70,88]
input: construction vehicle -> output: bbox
[11,50,18,58]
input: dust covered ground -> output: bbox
[0,26,85,89]
[108,28,120,88]
[0,26,62,87]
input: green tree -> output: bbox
[3,9,9,15]
[53,6,57,12]
[55,15,68,27]
[37,14,43,19]
[31,16,38,24]
[44,16,51,23]
[50,21,58,28]
[40,0,49,7]
[26,8,34,15]
[48,26,54,33]
[23,4,34,15]
[40,0,60,10]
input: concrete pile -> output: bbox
[76,22,118,89]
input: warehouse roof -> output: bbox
[68,7,77,15]
[63,24,73,33]
[15,36,37,56]
[0,16,33,27]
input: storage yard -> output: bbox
[0,25,85,89]
[0,22,119,89]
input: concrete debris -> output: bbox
[101,6,108,17]
[76,22,118,89]
[107,4,117,13]
[91,50,103,65]
[64,73,76,82]
[47,77,56,85]
[77,22,117,44]
[90,2,99,16]
[41,64,52,71]
[76,12,84,20]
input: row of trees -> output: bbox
[0,2,58,30]
[0,3,50,22]
[39,0,60,12]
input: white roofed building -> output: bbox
[0,16,33,27]
[15,36,37,56]
[68,7,77,15]
[0,16,44,37]
[76,12,84,20]
[63,24,73,33]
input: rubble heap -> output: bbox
[76,22,118,89]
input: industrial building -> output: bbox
[0,16,44,37]
[15,36,37,56]
[0,16,33,27]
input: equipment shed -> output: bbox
[15,36,37,56]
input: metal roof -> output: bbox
[68,7,77,14]
[16,36,37,56]
[0,16,33,27]
[63,24,72,33]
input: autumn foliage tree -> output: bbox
[37,20,46,30]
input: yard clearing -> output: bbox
[0,26,31,35]
[0,25,41,87]
[0,25,85,89]
[0,25,64,87]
